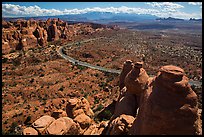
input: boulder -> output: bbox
[51,109,67,119]
[66,98,81,118]
[83,121,108,135]
[72,109,85,118]
[32,115,55,134]
[74,113,93,129]
[46,117,81,135]
[66,97,94,119]
[23,127,38,135]
[109,114,135,135]
[129,65,201,135]
[81,97,94,118]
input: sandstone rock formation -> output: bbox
[105,60,201,135]
[66,97,94,119]
[111,88,138,120]
[51,109,67,119]
[119,60,134,90]
[129,65,201,135]
[109,114,135,135]
[124,61,149,95]
[32,115,55,134]
[23,127,38,135]
[18,59,201,135]
[47,21,59,41]
[46,117,81,135]
[21,97,99,135]
[83,121,109,135]
[2,18,111,54]
[74,113,93,129]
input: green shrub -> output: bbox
[2,57,8,63]
[95,104,104,112]
[9,49,16,53]
[59,85,65,91]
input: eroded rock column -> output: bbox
[129,65,201,135]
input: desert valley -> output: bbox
[2,2,202,135]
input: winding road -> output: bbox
[57,37,201,87]
[57,37,121,74]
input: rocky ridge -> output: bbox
[2,18,111,54]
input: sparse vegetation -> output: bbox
[95,104,104,112]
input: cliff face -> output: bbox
[107,61,202,135]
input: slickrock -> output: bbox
[46,117,81,135]
[129,65,201,135]
[23,127,38,135]
[109,114,135,135]
[32,115,55,134]
[119,60,134,90]
[124,61,149,95]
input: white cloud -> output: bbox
[146,2,184,9]
[188,2,202,8]
[2,3,202,19]
[188,2,202,6]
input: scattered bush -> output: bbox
[95,104,104,112]
[2,57,8,63]
[9,49,16,53]
[59,85,65,91]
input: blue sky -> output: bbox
[2,2,202,19]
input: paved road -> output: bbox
[57,37,121,74]
[57,37,201,87]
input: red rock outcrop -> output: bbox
[46,117,81,135]
[66,97,94,119]
[23,127,38,135]
[112,87,138,120]
[51,109,67,119]
[47,20,60,41]
[109,114,135,135]
[124,61,149,95]
[32,115,55,134]
[83,121,109,135]
[129,65,201,135]
[74,113,93,129]
[2,18,112,54]
[119,60,134,90]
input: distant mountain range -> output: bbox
[3,12,202,24]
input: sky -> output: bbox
[2,2,202,19]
